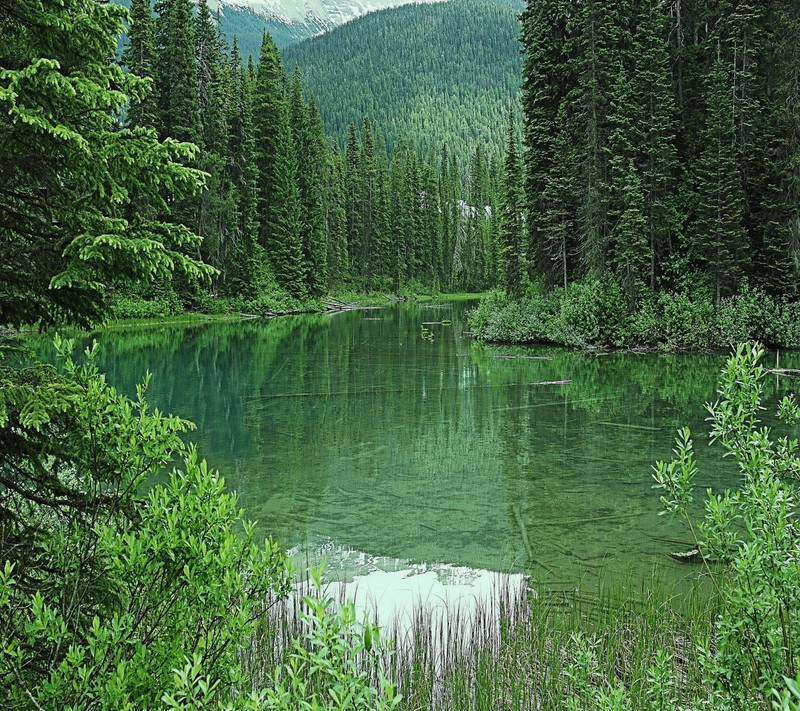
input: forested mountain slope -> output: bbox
[283,0,524,163]
[114,0,452,58]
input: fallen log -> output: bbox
[528,379,572,386]
[768,368,800,376]
[492,355,553,360]
[597,421,661,432]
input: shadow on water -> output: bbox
[31,301,800,596]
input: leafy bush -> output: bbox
[0,339,290,707]
[264,569,401,710]
[653,343,800,706]
[560,344,800,709]
[0,340,398,708]
[471,281,800,351]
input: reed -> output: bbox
[244,572,716,709]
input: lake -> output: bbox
[60,299,800,612]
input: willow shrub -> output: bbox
[568,344,800,709]
[471,284,800,351]
[0,339,398,709]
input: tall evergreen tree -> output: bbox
[497,112,525,298]
[252,32,305,297]
[690,53,747,301]
[154,0,199,143]
[121,0,157,128]
[634,0,680,288]
[225,38,260,293]
[326,143,349,289]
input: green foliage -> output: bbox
[498,111,526,298]
[0,0,212,329]
[0,339,290,707]
[652,343,800,706]
[471,282,800,351]
[264,570,401,710]
[520,0,800,305]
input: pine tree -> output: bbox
[326,143,349,289]
[634,0,680,289]
[606,60,650,305]
[520,0,571,286]
[195,0,236,289]
[371,127,393,288]
[0,0,209,328]
[225,38,260,294]
[154,0,199,143]
[497,111,525,298]
[304,95,330,294]
[691,53,747,301]
[344,122,362,280]
[121,0,157,128]
[252,33,305,297]
[252,33,282,247]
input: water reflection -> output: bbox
[39,302,800,590]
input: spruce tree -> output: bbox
[520,0,571,286]
[252,33,305,297]
[326,143,349,289]
[344,122,362,280]
[498,112,525,298]
[634,0,680,289]
[371,127,393,288]
[252,32,284,242]
[121,0,157,128]
[195,0,235,289]
[304,96,330,294]
[226,38,260,294]
[0,0,209,328]
[154,0,199,143]
[691,53,747,301]
[606,61,650,305]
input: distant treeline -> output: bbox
[282,0,524,167]
[122,0,507,305]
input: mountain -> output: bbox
[115,1,450,59]
[283,0,524,165]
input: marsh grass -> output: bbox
[245,572,716,709]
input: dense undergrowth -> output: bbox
[468,281,800,351]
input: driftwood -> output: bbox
[670,548,703,563]
[421,320,452,325]
[768,368,800,376]
[597,421,661,432]
[323,299,383,312]
[529,379,572,386]
[492,355,553,360]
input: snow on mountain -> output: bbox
[220,0,448,31]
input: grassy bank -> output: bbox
[468,281,800,352]
[105,287,484,327]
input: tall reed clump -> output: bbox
[246,572,714,710]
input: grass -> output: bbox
[245,572,716,709]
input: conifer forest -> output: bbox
[4,0,800,709]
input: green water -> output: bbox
[61,301,800,590]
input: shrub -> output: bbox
[0,340,398,708]
[652,343,800,707]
